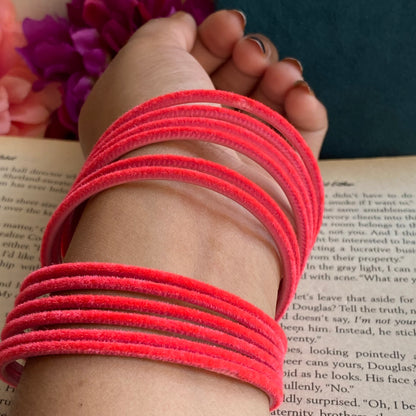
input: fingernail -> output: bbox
[230,10,247,28]
[281,57,303,74]
[247,36,266,54]
[292,80,315,96]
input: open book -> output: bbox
[0,137,415,415]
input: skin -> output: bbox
[8,5,327,416]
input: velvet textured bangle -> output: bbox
[1,263,286,410]
[0,90,324,411]
[42,90,323,317]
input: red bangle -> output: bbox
[42,155,300,318]
[85,90,323,267]
[0,90,324,411]
[42,90,323,316]
[1,331,283,409]
[6,294,281,359]
[1,263,286,410]
[80,107,316,255]
[92,89,323,222]
[15,263,284,349]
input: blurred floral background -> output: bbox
[0,0,214,139]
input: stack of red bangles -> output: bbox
[0,90,324,410]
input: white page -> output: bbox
[0,138,415,415]
[275,157,416,416]
[0,137,83,414]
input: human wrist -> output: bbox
[64,164,280,317]
[69,87,321,317]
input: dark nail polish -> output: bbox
[230,10,247,28]
[293,80,315,96]
[247,36,266,54]
[281,57,303,74]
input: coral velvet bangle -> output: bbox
[42,89,324,318]
[1,263,286,410]
[0,90,324,411]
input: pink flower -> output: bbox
[18,7,109,133]
[15,0,214,138]
[0,0,61,137]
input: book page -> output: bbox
[0,137,83,414]
[0,138,415,415]
[276,156,416,416]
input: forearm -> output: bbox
[4,3,327,414]
[10,141,280,416]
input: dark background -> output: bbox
[216,0,416,159]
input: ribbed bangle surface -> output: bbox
[0,90,324,411]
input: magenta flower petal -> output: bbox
[22,16,71,44]
[137,0,181,21]
[58,104,77,133]
[82,0,112,30]
[71,28,101,54]
[83,0,141,51]
[101,20,132,52]
[84,0,140,32]
[183,0,214,24]
[82,49,107,75]
[19,15,82,82]
[64,72,93,124]
[67,0,87,27]
[34,43,80,70]
[102,0,141,31]
[43,63,76,81]
[71,28,108,75]
[18,0,215,139]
